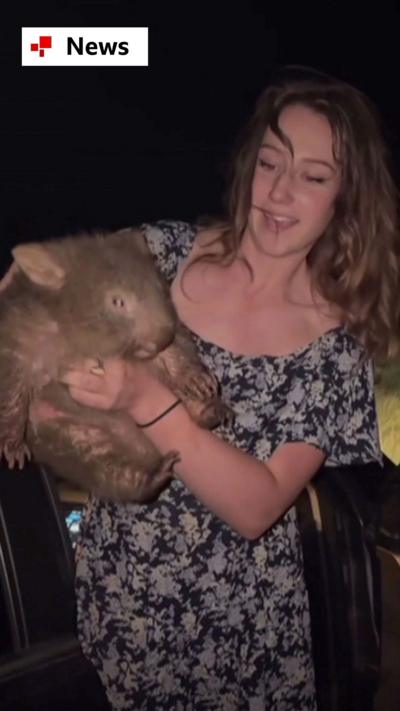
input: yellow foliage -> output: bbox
[375,388,400,464]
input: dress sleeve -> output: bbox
[278,336,383,467]
[141,220,196,284]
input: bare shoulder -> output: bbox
[309,296,343,333]
[173,224,227,285]
[190,225,227,258]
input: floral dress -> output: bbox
[75,220,382,710]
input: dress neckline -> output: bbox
[184,323,347,362]
[176,223,346,361]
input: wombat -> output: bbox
[0,227,229,502]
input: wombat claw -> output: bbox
[3,442,31,470]
[201,400,235,429]
[219,403,235,426]
[180,370,218,400]
[160,450,181,474]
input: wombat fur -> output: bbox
[0,227,229,502]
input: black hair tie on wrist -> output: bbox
[137,399,182,428]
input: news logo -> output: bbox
[30,35,52,57]
[21,28,148,66]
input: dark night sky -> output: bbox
[2,2,400,269]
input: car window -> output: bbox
[0,463,76,645]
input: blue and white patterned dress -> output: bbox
[75,220,382,710]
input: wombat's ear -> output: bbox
[11,243,66,289]
[114,227,151,256]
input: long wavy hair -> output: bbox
[190,66,400,363]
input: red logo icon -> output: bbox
[30,36,52,57]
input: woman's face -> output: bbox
[246,103,341,259]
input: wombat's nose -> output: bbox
[134,345,159,359]
[134,331,175,359]
[134,344,164,359]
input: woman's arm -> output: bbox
[63,358,326,539]
[131,392,325,538]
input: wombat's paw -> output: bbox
[158,449,181,475]
[2,441,31,470]
[147,449,180,495]
[131,450,180,503]
[194,399,235,429]
[177,368,218,401]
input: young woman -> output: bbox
[65,68,400,709]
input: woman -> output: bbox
[66,68,400,709]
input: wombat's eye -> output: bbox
[112,296,125,308]
[105,290,135,315]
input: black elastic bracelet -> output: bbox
[137,399,182,428]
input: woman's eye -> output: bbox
[258,158,276,171]
[305,176,327,184]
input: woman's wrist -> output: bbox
[136,398,182,428]
[128,381,180,425]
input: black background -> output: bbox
[3,2,400,270]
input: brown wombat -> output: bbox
[0,227,229,501]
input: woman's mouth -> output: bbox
[262,211,299,232]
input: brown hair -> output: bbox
[191,66,400,363]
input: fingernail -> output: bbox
[86,358,104,374]
[90,365,105,375]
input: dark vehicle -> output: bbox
[297,456,400,711]
[0,461,109,711]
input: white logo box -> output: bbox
[21,27,148,66]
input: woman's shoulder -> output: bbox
[314,326,373,386]
[300,294,365,369]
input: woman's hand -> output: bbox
[60,357,178,422]
[61,357,159,411]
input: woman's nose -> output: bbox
[269,171,294,203]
